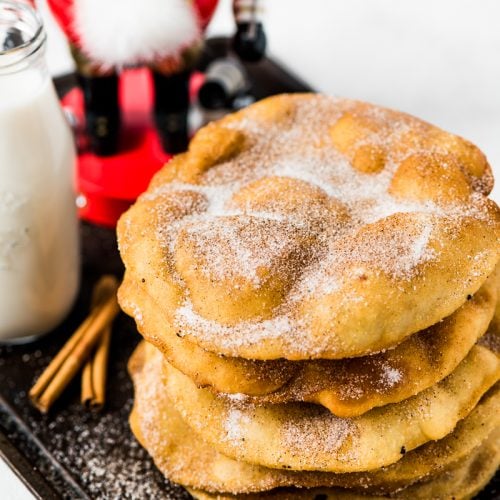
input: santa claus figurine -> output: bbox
[43,0,266,156]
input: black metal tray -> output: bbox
[0,222,184,499]
[0,38,497,499]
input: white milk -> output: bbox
[0,70,80,341]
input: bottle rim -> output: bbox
[0,0,46,71]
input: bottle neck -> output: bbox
[0,1,47,76]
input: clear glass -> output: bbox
[0,1,80,343]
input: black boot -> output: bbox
[152,70,190,154]
[78,74,120,156]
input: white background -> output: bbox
[2,0,500,497]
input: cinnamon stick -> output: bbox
[81,324,111,410]
[29,275,119,413]
[81,356,93,408]
[81,275,115,411]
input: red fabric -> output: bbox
[195,0,219,29]
[46,0,80,46]
[46,0,219,48]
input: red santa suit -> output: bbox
[45,0,218,69]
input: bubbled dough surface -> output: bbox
[121,268,497,416]
[117,94,500,360]
[128,341,500,496]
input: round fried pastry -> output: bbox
[122,268,497,415]
[160,341,500,472]
[129,342,500,496]
[117,94,500,360]
[189,432,499,498]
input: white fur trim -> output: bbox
[74,0,200,67]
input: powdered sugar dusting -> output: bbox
[176,300,297,349]
[135,94,498,357]
[223,408,251,442]
[381,366,403,388]
[225,392,248,402]
[121,298,144,327]
[176,216,309,285]
[280,407,353,462]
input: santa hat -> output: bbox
[46,0,218,69]
[77,0,203,67]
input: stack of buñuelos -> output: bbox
[117,94,500,499]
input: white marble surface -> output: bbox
[2,0,499,496]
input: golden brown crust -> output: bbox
[389,153,472,203]
[119,273,298,396]
[117,93,500,361]
[189,429,499,500]
[120,270,497,416]
[159,342,500,473]
[122,93,500,499]
[128,342,500,496]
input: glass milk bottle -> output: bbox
[0,1,79,342]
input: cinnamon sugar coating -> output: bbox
[128,341,500,496]
[120,268,497,416]
[117,94,500,360]
[188,437,499,498]
[119,93,500,499]
[158,341,499,473]
[189,430,499,499]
